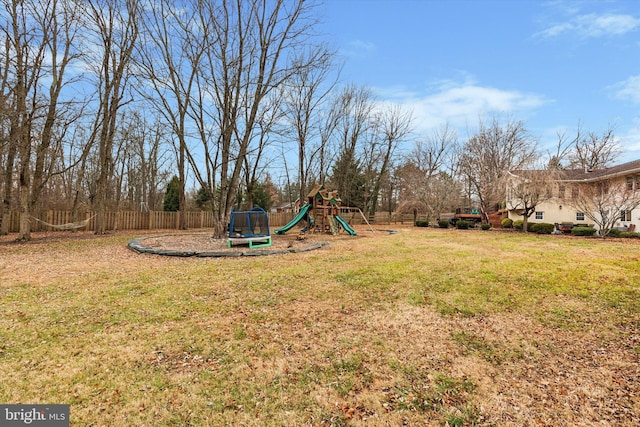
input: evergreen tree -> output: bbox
[252,182,274,211]
[330,151,365,208]
[194,186,213,210]
[163,176,180,212]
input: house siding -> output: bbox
[506,162,640,232]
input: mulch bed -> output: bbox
[128,232,329,257]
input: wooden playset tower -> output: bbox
[306,184,342,234]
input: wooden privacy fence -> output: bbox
[3,210,299,233]
[2,210,424,234]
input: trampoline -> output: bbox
[227,207,272,248]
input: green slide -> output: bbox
[275,204,312,234]
[334,214,357,236]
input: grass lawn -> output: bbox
[1,227,639,426]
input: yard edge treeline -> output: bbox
[0,0,623,240]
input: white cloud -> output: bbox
[340,39,376,58]
[536,13,640,39]
[610,75,640,104]
[618,115,640,156]
[374,80,549,135]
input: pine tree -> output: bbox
[163,176,180,212]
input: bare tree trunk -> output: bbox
[9,0,42,241]
[203,0,321,238]
[331,85,375,208]
[3,0,83,239]
[367,105,412,218]
[86,0,139,234]
[29,0,82,224]
[280,47,337,205]
[0,19,15,235]
[135,0,207,230]
[0,141,16,235]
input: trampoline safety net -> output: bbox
[228,207,270,238]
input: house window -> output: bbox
[576,212,585,221]
[558,185,566,198]
[621,210,632,222]
[535,211,544,220]
[627,176,634,190]
[635,176,640,190]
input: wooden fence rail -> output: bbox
[2,210,298,233]
[2,210,428,234]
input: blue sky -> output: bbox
[318,0,640,163]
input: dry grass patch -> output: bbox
[0,227,639,425]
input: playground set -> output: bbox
[275,184,358,236]
[227,207,272,248]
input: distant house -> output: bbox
[270,199,299,214]
[506,159,640,233]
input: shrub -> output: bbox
[571,226,596,236]
[618,231,640,239]
[607,229,640,239]
[608,229,623,238]
[513,220,524,230]
[415,220,429,227]
[438,220,449,228]
[481,223,491,231]
[530,222,555,234]
[501,218,513,228]
[456,220,470,229]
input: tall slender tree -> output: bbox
[198,0,321,238]
[364,104,412,217]
[135,0,207,229]
[85,0,139,234]
[330,85,375,208]
[280,45,338,204]
[2,0,82,239]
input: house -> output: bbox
[506,159,640,233]
[271,201,297,214]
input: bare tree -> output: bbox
[28,0,83,223]
[568,179,640,237]
[548,129,575,170]
[329,84,375,208]
[199,0,321,238]
[551,122,620,170]
[0,18,16,234]
[85,0,139,234]
[571,124,620,171]
[135,0,207,229]
[242,95,283,209]
[506,168,557,232]
[397,124,460,222]
[280,45,338,204]
[363,104,412,217]
[459,117,537,221]
[3,0,41,240]
[1,0,83,239]
[107,110,170,211]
